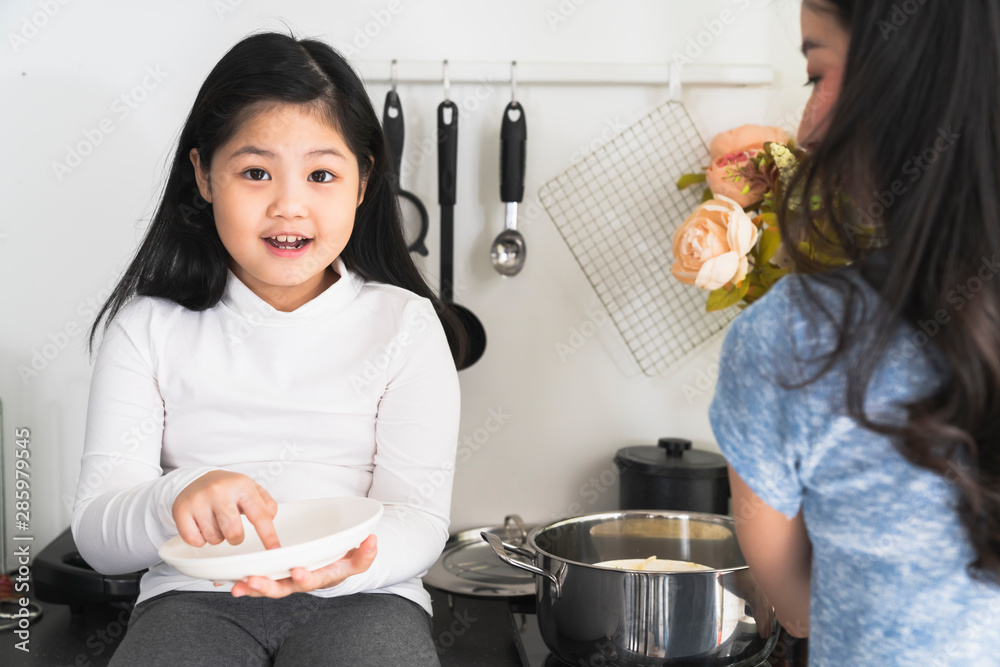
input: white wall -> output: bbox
[0,0,808,564]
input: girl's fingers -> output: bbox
[173,472,283,550]
[230,538,378,599]
[233,575,292,598]
[347,535,378,570]
[290,567,312,585]
[215,507,246,545]
[259,486,279,516]
[241,494,280,550]
[306,535,378,584]
[175,512,206,547]
[193,508,225,545]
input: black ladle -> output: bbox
[383,89,429,256]
[437,99,486,370]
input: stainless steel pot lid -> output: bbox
[424,515,535,598]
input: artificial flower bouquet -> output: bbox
[671,124,850,312]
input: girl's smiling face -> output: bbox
[798,0,851,150]
[190,102,366,312]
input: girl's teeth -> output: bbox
[266,236,308,250]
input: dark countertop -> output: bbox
[429,587,527,666]
[0,599,128,667]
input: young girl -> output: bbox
[710,1,1000,664]
[72,30,464,666]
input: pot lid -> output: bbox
[614,438,728,479]
[423,515,536,599]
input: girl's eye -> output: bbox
[805,76,822,87]
[309,170,335,183]
[244,168,269,181]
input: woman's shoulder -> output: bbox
[737,267,875,342]
[723,273,801,354]
[721,266,883,386]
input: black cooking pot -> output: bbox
[614,438,730,514]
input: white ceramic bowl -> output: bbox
[158,496,383,581]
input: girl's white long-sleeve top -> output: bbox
[71,257,461,613]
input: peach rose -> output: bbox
[705,149,767,208]
[671,195,759,291]
[709,124,789,161]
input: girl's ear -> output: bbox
[357,156,375,207]
[189,148,213,203]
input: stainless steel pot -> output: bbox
[483,511,778,666]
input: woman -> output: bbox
[710,1,1000,664]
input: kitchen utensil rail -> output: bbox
[357,60,772,88]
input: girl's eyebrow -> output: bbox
[227,146,348,161]
[801,38,824,56]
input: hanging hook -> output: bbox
[390,59,398,93]
[443,60,450,101]
[510,60,517,106]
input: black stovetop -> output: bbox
[514,612,780,667]
[432,592,806,667]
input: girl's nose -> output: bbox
[267,179,308,220]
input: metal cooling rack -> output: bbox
[539,100,738,376]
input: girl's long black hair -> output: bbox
[781,0,1000,582]
[87,29,466,365]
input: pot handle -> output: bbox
[481,531,563,598]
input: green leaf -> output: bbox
[745,284,767,302]
[758,227,782,265]
[677,173,707,190]
[758,265,790,288]
[706,280,750,312]
[701,187,715,203]
[814,250,852,267]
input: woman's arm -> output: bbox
[729,465,812,638]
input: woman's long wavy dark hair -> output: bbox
[87,29,466,365]
[782,0,1000,582]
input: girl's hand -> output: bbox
[230,535,377,598]
[172,470,280,550]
